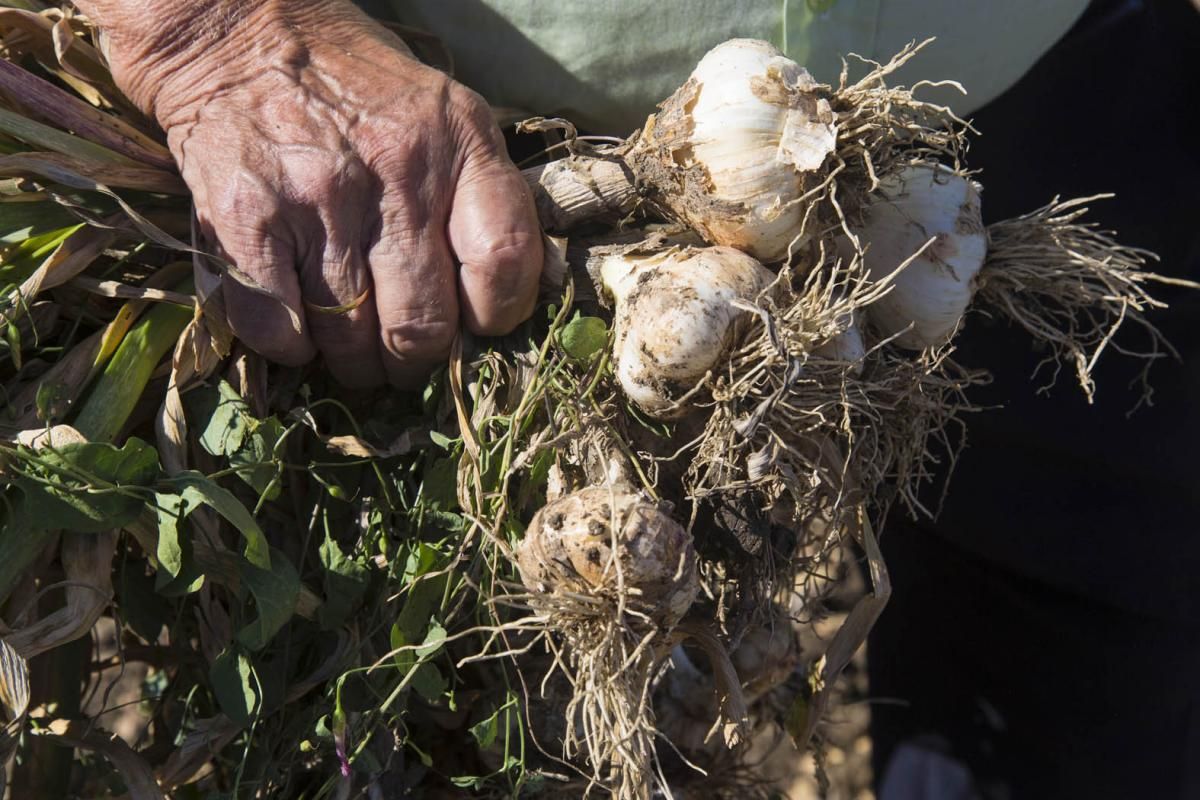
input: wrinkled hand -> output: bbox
[102,0,542,386]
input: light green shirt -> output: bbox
[375,0,1089,134]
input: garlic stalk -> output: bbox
[855,163,987,349]
[592,244,775,418]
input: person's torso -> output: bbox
[366,0,1089,133]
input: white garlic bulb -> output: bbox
[596,245,775,418]
[515,486,699,630]
[630,39,838,264]
[857,164,987,349]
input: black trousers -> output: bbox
[869,3,1200,798]
[871,523,1200,799]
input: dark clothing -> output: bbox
[870,2,1200,797]
[871,527,1200,800]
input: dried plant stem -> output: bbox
[522,154,640,231]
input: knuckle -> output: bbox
[448,86,504,152]
[211,167,283,222]
[381,312,456,362]
[362,124,437,175]
[467,231,542,291]
[370,222,430,262]
[288,152,372,208]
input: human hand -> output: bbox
[94,0,543,386]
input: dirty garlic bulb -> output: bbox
[856,163,987,349]
[629,39,839,263]
[515,486,699,630]
[594,245,775,418]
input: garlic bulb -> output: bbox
[628,39,838,263]
[515,486,699,630]
[813,312,867,367]
[594,245,775,418]
[856,164,987,348]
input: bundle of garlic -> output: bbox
[510,37,1177,555]
[525,38,1172,403]
[459,35,1182,800]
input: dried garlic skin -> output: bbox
[597,245,774,418]
[631,39,838,264]
[857,164,987,348]
[515,486,699,630]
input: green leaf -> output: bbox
[236,547,300,651]
[152,492,205,595]
[388,620,446,692]
[559,315,607,361]
[469,711,500,750]
[411,662,447,702]
[13,437,159,532]
[0,203,81,245]
[72,297,194,444]
[229,416,284,500]
[317,531,370,631]
[428,430,457,452]
[418,623,447,659]
[162,471,270,569]
[154,492,187,577]
[5,323,22,370]
[0,224,80,284]
[195,380,250,458]
[394,544,450,648]
[421,509,467,538]
[388,542,453,681]
[34,380,72,425]
[0,107,138,166]
[193,381,284,499]
[210,648,260,727]
[0,503,48,606]
[154,556,206,597]
[449,775,487,790]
